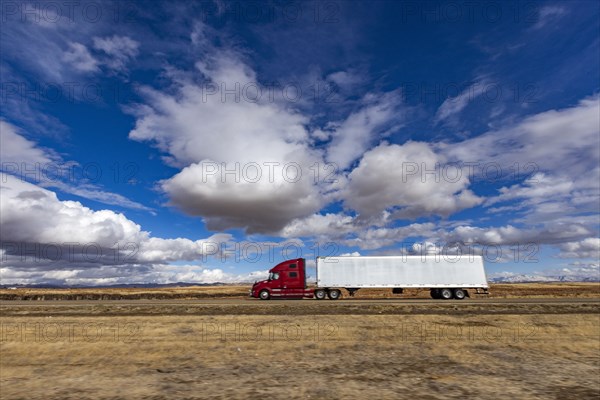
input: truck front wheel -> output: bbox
[314,289,327,300]
[327,289,341,300]
[259,290,270,300]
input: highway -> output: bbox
[2,297,599,316]
[1,297,599,306]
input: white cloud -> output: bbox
[344,141,482,219]
[326,91,405,170]
[62,42,99,72]
[443,97,600,224]
[127,23,408,233]
[443,97,600,178]
[343,223,436,250]
[441,223,593,246]
[93,35,140,72]
[0,120,56,165]
[129,55,314,168]
[434,81,484,124]
[327,70,363,91]
[411,241,444,255]
[0,174,229,266]
[280,213,356,238]
[557,238,600,259]
[487,171,600,223]
[128,26,333,233]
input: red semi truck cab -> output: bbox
[250,258,318,300]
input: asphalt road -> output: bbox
[2,297,598,306]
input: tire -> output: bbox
[453,289,466,300]
[314,289,327,300]
[259,290,270,300]
[327,289,341,300]
[430,289,440,299]
[440,288,453,300]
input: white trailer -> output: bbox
[316,255,489,300]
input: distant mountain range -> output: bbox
[489,275,599,283]
[0,282,233,289]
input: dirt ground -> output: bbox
[1,284,599,399]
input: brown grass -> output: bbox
[1,311,599,399]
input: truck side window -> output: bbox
[289,272,297,278]
[289,263,297,268]
[269,272,280,280]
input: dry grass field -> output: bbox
[1,283,599,399]
[1,312,599,399]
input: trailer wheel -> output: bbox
[453,289,466,300]
[327,289,341,300]
[314,289,327,300]
[430,289,440,299]
[259,290,270,300]
[440,288,453,300]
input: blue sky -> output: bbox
[1,0,599,285]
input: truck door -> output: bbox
[281,261,304,297]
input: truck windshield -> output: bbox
[268,272,279,280]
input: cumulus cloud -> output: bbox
[444,97,600,178]
[1,173,279,285]
[441,223,593,246]
[0,174,230,268]
[557,238,600,259]
[280,213,356,238]
[129,64,326,231]
[344,141,482,219]
[126,22,412,233]
[342,223,436,250]
[326,91,405,170]
[443,96,600,225]
[279,212,436,250]
[487,172,600,224]
[128,25,335,233]
[162,162,323,233]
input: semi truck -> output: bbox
[250,255,489,300]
